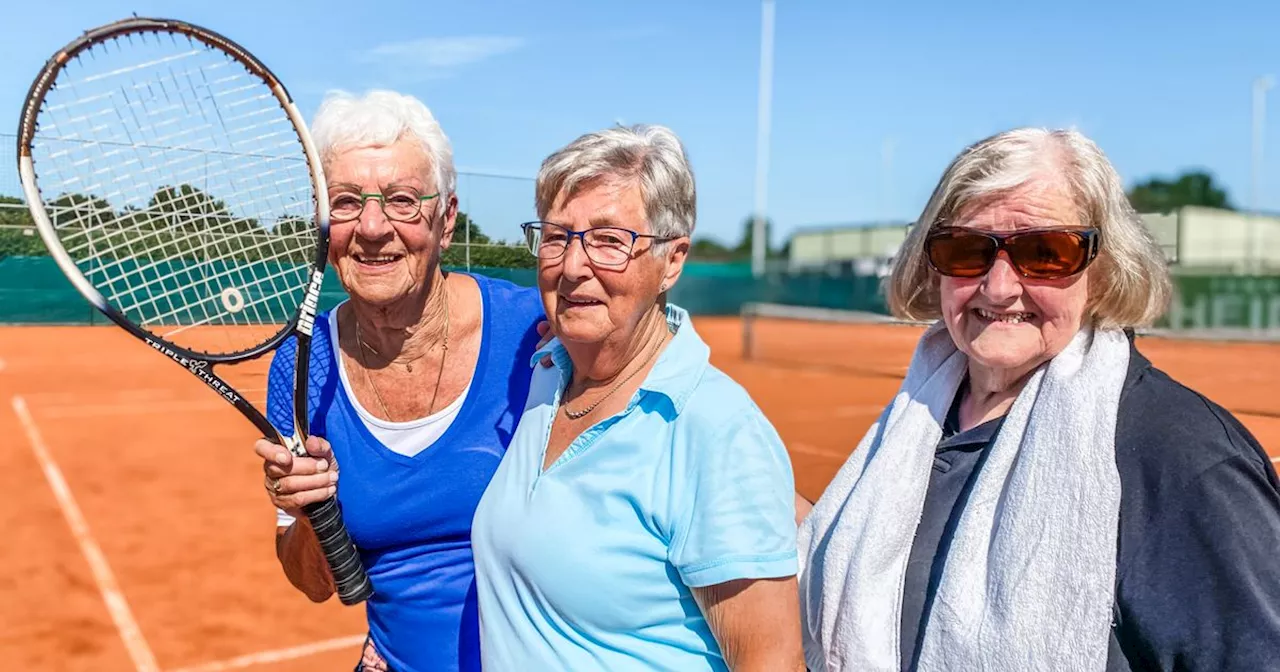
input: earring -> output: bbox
[659,283,667,292]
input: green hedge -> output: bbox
[442,244,535,269]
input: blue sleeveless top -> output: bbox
[266,273,544,672]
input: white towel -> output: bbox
[796,321,1130,672]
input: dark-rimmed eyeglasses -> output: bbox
[924,226,1101,279]
[329,188,440,223]
[520,221,677,268]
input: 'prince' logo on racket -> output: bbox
[297,268,325,337]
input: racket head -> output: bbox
[15,18,373,606]
[16,16,330,364]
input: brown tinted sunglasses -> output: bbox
[924,226,1101,279]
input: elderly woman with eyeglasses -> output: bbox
[469,124,806,671]
[251,90,546,672]
[797,127,1280,672]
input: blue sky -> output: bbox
[2,0,1279,249]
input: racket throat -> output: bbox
[281,432,309,458]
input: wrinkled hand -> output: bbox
[360,638,389,671]
[254,435,337,518]
[536,319,554,368]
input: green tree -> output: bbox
[0,196,33,229]
[453,211,491,244]
[274,216,313,238]
[148,184,255,233]
[0,195,44,258]
[1127,170,1234,213]
[443,244,535,269]
[47,192,115,230]
[690,236,734,261]
[442,211,534,268]
[733,215,777,258]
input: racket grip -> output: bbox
[302,496,374,605]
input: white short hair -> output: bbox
[310,89,455,197]
[885,127,1172,329]
[535,124,696,239]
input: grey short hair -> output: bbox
[885,127,1172,329]
[535,124,696,239]
[310,89,456,197]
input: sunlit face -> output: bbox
[325,140,456,307]
[537,178,687,347]
[938,178,1092,381]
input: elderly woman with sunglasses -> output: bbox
[252,90,546,672]
[469,124,806,671]
[797,128,1280,672]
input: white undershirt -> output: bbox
[276,303,471,527]
[329,304,471,457]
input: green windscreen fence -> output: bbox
[0,255,352,325]
[5,254,1279,330]
[0,256,888,324]
[668,262,888,315]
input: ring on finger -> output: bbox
[265,474,282,494]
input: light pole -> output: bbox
[752,0,775,277]
[1251,75,1274,272]
[881,137,895,224]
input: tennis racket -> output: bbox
[16,16,373,605]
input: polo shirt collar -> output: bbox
[528,302,709,415]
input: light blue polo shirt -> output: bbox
[471,303,798,671]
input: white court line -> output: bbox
[166,635,366,672]
[1271,456,1279,464]
[12,395,160,672]
[833,404,886,418]
[788,441,849,459]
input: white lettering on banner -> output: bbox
[143,338,240,404]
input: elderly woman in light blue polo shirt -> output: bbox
[470,124,805,671]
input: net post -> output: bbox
[742,302,755,360]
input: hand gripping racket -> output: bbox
[16,16,373,605]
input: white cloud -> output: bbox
[357,36,527,74]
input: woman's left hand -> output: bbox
[537,320,554,368]
[360,638,389,671]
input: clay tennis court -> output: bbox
[3,317,1277,670]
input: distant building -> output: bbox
[786,206,1280,276]
[1144,206,1280,274]
[785,221,911,277]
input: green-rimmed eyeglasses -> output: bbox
[329,188,440,223]
[521,221,677,267]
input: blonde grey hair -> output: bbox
[310,89,456,197]
[885,127,1171,329]
[535,124,696,239]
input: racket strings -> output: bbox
[71,172,311,311]
[29,31,318,356]
[53,121,298,334]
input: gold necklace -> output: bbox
[562,326,667,420]
[354,283,450,421]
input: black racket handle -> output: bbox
[302,496,374,605]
